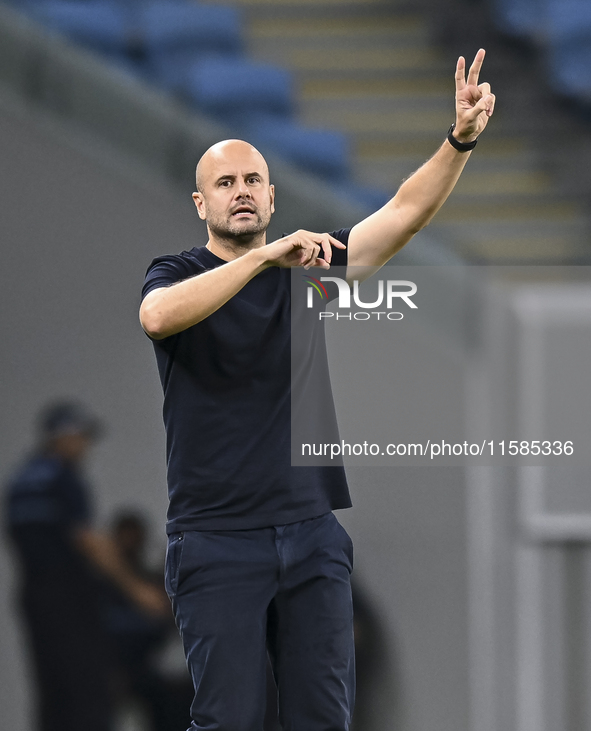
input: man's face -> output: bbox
[193,142,275,243]
[50,432,93,462]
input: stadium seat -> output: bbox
[546,0,591,102]
[15,0,358,186]
[28,1,129,61]
[334,183,391,211]
[492,0,546,39]
[184,57,294,124]
[244,115,349,182]
[141,2,243,90]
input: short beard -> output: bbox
[206,209,271,248]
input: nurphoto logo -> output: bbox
[303,275,418,321]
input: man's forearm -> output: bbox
[75,527,142,590]
[391,138,471,234]
[140,230,341,339]
[75,527,167,615]
[347,139,471,268]
[140,247,268,340]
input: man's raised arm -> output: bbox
[347,49,495,270]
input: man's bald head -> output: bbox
[195,139,269,193]
[192,138,275,249]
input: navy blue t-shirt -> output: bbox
[142,230,352,533]
[5,454,93,581]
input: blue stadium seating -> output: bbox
[493,0,546,39]
[244,115,349,182]
[546,0,591,102]
[28,1,129,61]
[22,1,245,86]
[13,0,357,191]
[141,2,243,90]
[184,57,294,124]
[335,183,391,211]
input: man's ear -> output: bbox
[269,184,275,214]
[192,192,207,220]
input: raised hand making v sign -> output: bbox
[346,48,496,270]
[453,48,496,144]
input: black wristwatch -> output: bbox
[447,123,478,152]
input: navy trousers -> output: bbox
[165,512,355,731]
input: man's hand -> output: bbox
[262,230,346,270]
[74,527,169,617]
[128,579,169,618]
[346,50,496,269]
[454,48,495,143]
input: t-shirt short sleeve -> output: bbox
[328,228,350,268]
[142,253,204,302]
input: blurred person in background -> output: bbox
[105,510,193,731]
[4,401,167,731]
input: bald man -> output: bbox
[140,51,494,731]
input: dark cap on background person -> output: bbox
[38,401,103,440]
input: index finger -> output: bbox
[467,48,486,87]
[327,234,346,249]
